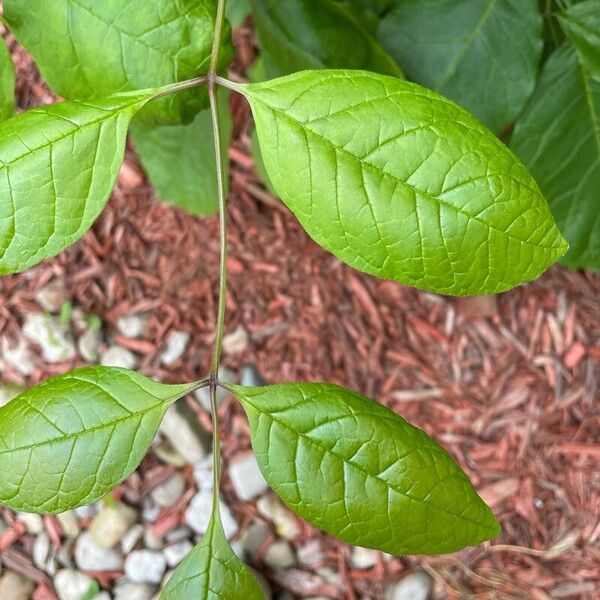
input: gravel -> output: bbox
[124,550,167,584]
[75,532,123,571]
[229,453,268,501]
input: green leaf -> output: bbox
[251,127,275,196]
[241,70,568,296]
[378,0,543,132]
[0,91,155,276]
[4,0,233,124]
[250,0,402,79]
[557,0,600,80]
[0,37,15,122]
[511,45,600,269]
[0,366,195,514]
[228,382,500,555]
[226,0,252,27]
[131,90,232,217]
[161,512,264,599]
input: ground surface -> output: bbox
[0,21,598,600]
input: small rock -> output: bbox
[229,453,268,501]
[185,489,238,538]
[116,314,147,338]
[0,382,25,407]
[160,404,211,464]
[141,497,161,524]
[78,326,102,362]
[264,540,296,569]
[57,511,80,538]
[160,330,190,366]
[0,572,35,600]
[16,512,44,534]
[125,550,167,584]
[239,520,270,560]
[1,337,35,375]
[351,547,377,570]
[151,472,186,508]
[144,527,164,550]
[193,454,215,490]
[297,540,324,567]
[384,570,433,600]
[165,527,193,543]
[163,540,193,567]
[75,532,123,571]
[100,345,138,369]
[114,582,157,600]
[153,441,187,467]
[54,569,94,600]
[121,524,145,554]
[33,532,51,571]
[194,367,235,412]
[35,279,64,312]
[23,313,75,363]
[317,567,343,588]
[55,539,75,568]
[90,503,138,549]
[74,504,98,520]
[257,496,300,540]
[92,594,111,600]
[240,364,265,387]
[222,325,249,354]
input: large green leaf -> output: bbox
[241,70,567,296]
[557,0,600,80]
[161,512,264,599]
[131,91,232,217]
[0,37,15,122]
[250,0,402,79]
[4,0,232,124]
[0,91,155,276]
[226,0,252,27]
[511,45,600,269]
[378,0,543,132]
[228,382,500,555]
[0,367,194,514]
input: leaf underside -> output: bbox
[231,382,501,555]
[245,70,567,296]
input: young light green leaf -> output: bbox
[0,91,156,276]
[0,367,195,514]
[250,0,402,79]
[241,70,568,296]
[131,91,232,217]
[557,0,600,80]
[4,0,233,124]
[511,45,600,269]
[251,127,276,196]
[378,0,543,132]
[161,512,264,599]
[228,382,500,555]
[0,37,15,122]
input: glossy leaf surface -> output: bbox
[4,0,232,124]
[379,0,543,131]
[511,45,600,269]
[243,70,567,295]
[0,91,153,276]
[0,37,15,121]
[161,512,264,599]
[230,382,500,555]
[0,367,194,514]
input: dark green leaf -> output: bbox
[0,37,15,121]
[250,0,402,79]
[226,0,252,27]
[132,91,232,217]
[0,91,155,276]
[511,45,600,269]
[229,382,500,555]
[379,0,543,132]
[4,0,233,124]
[557,0,600,80]
[0,367,195,514]
[242,70,567,295]
[161,512,264,599]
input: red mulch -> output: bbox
[0,21,599,600]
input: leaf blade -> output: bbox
[0,37,15,122]
[230,382,500,555]
[0,367,194,514]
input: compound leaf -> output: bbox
[0,37,15,122]
[379,0,543,132]
[0,367,195,514]
[229,382,500,555]
[243,70,567,296]
[0,91,155,276]
[162,512,264,599]
[511,45,600,269]
[4,0,233,124]
[557,0,600,80]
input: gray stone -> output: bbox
[240,364,265,387]
[90,503,138,549]
[193,454,216,491]
[74,505,98,520]
[100,345,138,369]
[121,524,145,554]
[297,540,324,567]
[57,511,80,538]
[151,472,185,508]
[125,550,167,584]
[144,528,164,550]
[1,338,35,375]
[264,541,296,569]
[239,521,270,560]
[75,532,123,571]
[141,497,161,524]
[194,367,235,412]
[78,326,102,362]
[16,511,44,534]
[229,453,268,501]
[384,570,433,600]
[117,314,147,338]
[91,594,111,600]
[35,279,65,313]
[160,331,190,366]
[351,547,377,570]
[153,442,186,467]
[222,325,249,354]
[165,526,193,543]
[256,496,300,540]
[163,541,193,567]
[160,403,210,464]
[23,313,76,362]
[54,569,94,600]
[0,572,35,600]
[33,532,51,571]
[185,489,238,539]
[0,382,25,407]
[114,582,156,600]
